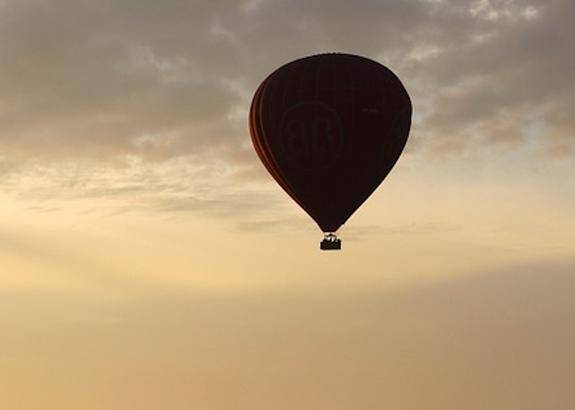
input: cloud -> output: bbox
[0,0,573,215]
[1,0,571,158]
[404,0,574,154]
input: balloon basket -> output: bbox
[320,233,341,251]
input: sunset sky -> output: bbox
[1,0,574,409]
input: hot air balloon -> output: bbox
[249,53,412,250]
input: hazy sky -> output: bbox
[1,0,574,409]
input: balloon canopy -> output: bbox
[249,53,412,249]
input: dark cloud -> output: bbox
[0,0,572,216]
[1,0,572,160]
[404,0,575,153]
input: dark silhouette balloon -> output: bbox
[249,53,412,250]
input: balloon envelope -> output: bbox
[249,53,412,233]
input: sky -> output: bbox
[0,0,574,409]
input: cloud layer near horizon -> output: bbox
[2,259,574,410]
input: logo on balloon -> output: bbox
[279,102,344,170]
